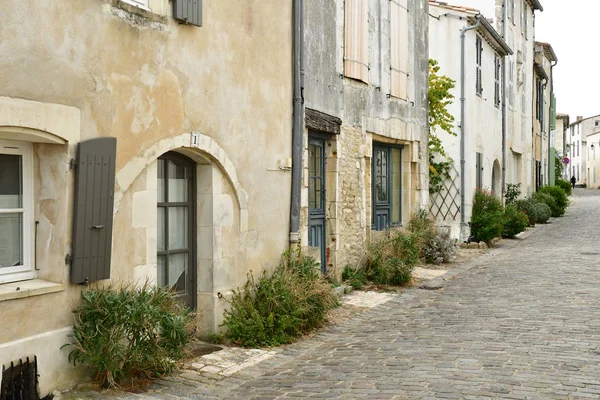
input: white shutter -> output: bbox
[390,0,408,99]
[344,0,369,83]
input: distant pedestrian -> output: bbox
[571,176,576,189]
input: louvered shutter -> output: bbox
[173,0,202,27]
[390,0,408,99]
[344,0,369,83]
[70,138,117,284]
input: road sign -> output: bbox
[563,157,570,165]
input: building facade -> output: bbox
[428,2,512,239]
[586,130,600,188]
[555,113,570,179]
[567,115,600,186]
[302,0,430,271]
[0,0,294,395]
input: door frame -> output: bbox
[372,143,404,231]
[157,151,197,310]
[308,135,327,272]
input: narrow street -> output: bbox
[97,190,600,400]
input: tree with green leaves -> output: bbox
[428,59,456,194]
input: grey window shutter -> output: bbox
[70,138,117,285]
[173,0,202,27]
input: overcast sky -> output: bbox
[535,1,597,121]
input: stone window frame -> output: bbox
[0,140,35,284]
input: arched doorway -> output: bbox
[157,151,196,309]
[491,160,502,198]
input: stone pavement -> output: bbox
[73,189,600,399]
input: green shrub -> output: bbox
[534,202,551,223]
[470,189,504,243]
[342,266,367,290]
[222,249,338,348]
[365,229,419,286]
[65,284,192,388]
[532,191,557,217]
[538,185,568,217]
[505,183,522,205]
[514,199,538,226]
[556,179,572,196]
[502,204,529,238]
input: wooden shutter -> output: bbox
[70,138,117,284]
[173,0,202,27]
[344,0,369,83]
[390,0,408,99]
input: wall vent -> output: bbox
[0,356,39,400]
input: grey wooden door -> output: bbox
[157,152,196,309]
[308,138,326,272]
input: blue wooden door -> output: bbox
[308,138,326,272]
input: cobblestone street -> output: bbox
[82,190,600,399]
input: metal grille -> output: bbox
[430,165,461,221]
[0,356,39,400]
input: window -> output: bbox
[476,152,483,189]
[510,0,516,24]
[494,55,501,108]
[508,60,515,107]
[595,121,599,127]
[157,152,196,309]
[372,144,403,230]
[344,0,369,83]
[0,141,34,284]
[121,0,149,10]
[535,78,542,122]
[476,36,483,97]
[390,0,409,99]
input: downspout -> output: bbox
[501,0,508,201]
[460,17,481,241]
[289,0,304,246]
[549,59,558,183]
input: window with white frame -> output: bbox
[0,141,35,284]
[121,0,149,10]
[476,36,483,97]
[494,55,501,108]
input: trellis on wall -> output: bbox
[429,165,461,222]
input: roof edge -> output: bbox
[469,15,513,56]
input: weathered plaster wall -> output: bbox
[0,0,292,394]
[302,0,429,272]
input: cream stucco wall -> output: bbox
[0,0,293,395]
[429,6,505,239]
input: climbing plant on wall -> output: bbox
[428,59,456,194]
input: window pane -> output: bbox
[168,160,188,202]
[315,146,322,177]
[0,213,22,268]
[377,176,388,202]
[157,159,165,203]
[314,178,322,209]
[391,148,401,223]
[157,207,165,251]
[168,207,188,250]
[157,255,167,287]
[168,253,188,293]
[0,154,22,209]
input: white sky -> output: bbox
[534,1,597,121]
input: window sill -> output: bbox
[0,279,64,302]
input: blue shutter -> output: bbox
[70,138,117,284]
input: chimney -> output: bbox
[577,116,584,121]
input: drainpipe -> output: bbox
[549,59,558,183]
[460,17,481,241]
[501,0,508,201]
[289,0,305,246]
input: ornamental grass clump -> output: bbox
[222,249,338,348]
[65,283,192,388]
[408,210,456,264]
[365,229,420,286]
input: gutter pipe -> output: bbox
[460,17,481,241]
[501,1,508,201]
[290,0,304,246]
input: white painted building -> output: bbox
[429,2,512,239]
[568,114,600,186]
